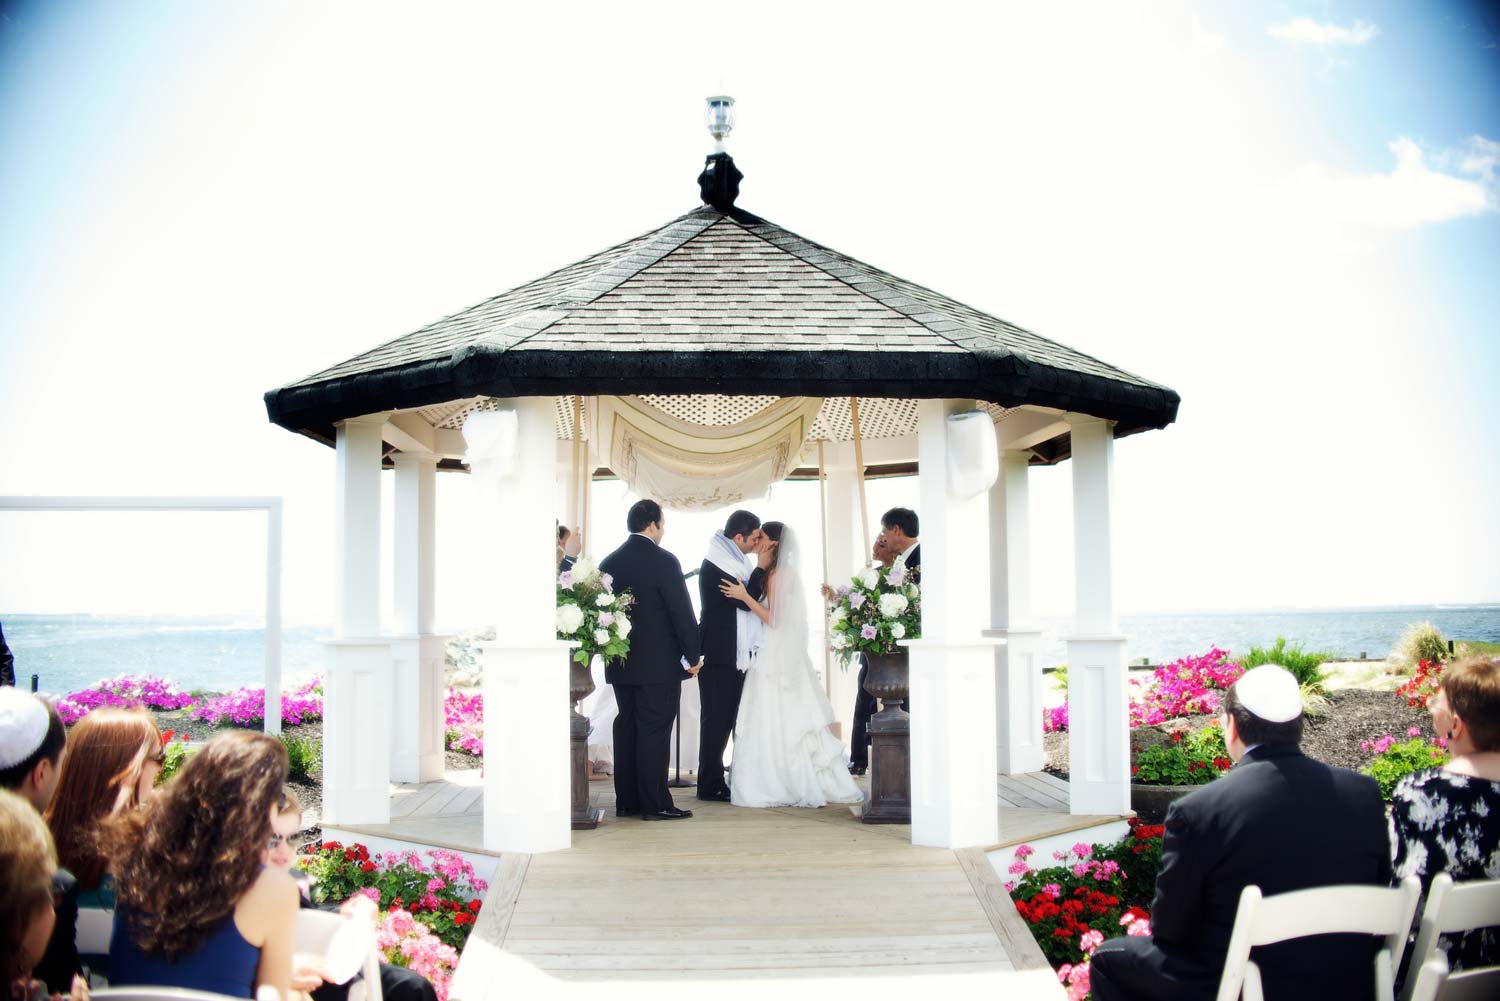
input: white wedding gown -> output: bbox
[730,528,865,810]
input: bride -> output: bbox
[719,522,865,809]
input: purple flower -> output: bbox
[849,592,867,610]
[602,573,614,590]
[558,571,574,588]
[860,624,878,640]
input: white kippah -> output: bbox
[1235,664,1303,723]
[0,688,50,771]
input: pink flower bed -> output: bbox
[444,688,484,756]
[190,677,324,727]
[55,674,195,725]
[1047,647,1244,734]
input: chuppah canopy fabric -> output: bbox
[264,202,1180,457]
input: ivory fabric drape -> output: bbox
[597,396,824,510]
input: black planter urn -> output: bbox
[862,648,911,824]
[569,652,601,829]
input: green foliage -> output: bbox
[1051,665,1069,694]
[1457,640,1500,657]
[556,558,634,666]
[828,563,922,661]
[280,733,321,783]
[1362,737,1449,800]
[1132,725,1233,786]
[156,738,191,786]
[1391,622,1449,673]
[1238,636,1332,689]
[297,841,484,951]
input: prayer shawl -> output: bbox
[706,531,763,672]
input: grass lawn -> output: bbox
[1457,639,1500,656]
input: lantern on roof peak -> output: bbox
[705,95,735,153]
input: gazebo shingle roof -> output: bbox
[266,205,1179,444]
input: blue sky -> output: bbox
[0,1,1496,622]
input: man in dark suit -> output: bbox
[695,509,768,801]
[850,508,918,773]
[598,500,703,822]
[1089,665,1392,1001]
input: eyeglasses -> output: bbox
[267,833,294,850]
[146,751,166,766]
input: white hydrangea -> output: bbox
[594,628,610,646]
[595,592,614,607]
[891,622,906,640]
[860,567,881,589]
[878,592,909,618]
[571,556,597,580]
[830,632,850,650]
[830,605,848,624]
[556,603,584,635]
[616,615,631,638]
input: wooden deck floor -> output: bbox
[327,771,1123,998]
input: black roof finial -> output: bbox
[699,95,741,212]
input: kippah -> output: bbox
[0,688,49,771]
[1235,664,1303,723]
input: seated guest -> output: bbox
[45,708,164,900]
[1089,665,1391,1001]
[1,788,87,1001]
[264,791,438,1001]
[1390,654,1500,977]
[102,731,297,999]
[0,688,83,995]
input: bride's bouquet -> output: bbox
[827,561,921,666]
[556,557,634,666]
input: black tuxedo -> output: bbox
[1090,743,1392,1001]
[696,559,766,796]
[598,534,702,815]
[851,544,917,766]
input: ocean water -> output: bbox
[3,605,1498,696]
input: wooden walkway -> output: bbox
[329,771,1123,998]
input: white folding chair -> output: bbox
[1405,954,1500,1001]
[91,990,244,1001]
[1214,876,1422,1001]
[75,906,115,955]
[294,908,384,1001]
[1399,874,1500,1001]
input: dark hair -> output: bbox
[557,524,570,541]
[723,509,761,540]
[1223,683,1303,747]
[626,499,663,534]
[881,507,919,538]
[760,521,784,571]
[0,697,66,792]
[101,731,288,961]
[1440,655,1500,752]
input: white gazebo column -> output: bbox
[905,400,1000,849]
[323,413,394,826]
[468,398,573,854]
[988,447,1045,774]
[390,451,445,785]
[1064,416,1130,815]
[821,444,865,743]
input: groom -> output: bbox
[695,509,768,802]
[599,500,703,821]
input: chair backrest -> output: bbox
[76,905,115,956]
[294,909,383,1001]
[1405,954,1500,1001]
[1400,875,1500,1001]
[1215,877,1423,1001]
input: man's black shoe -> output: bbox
[697,789,731,802]
[641,807,693,821]
[849,763,867,776]
[616,808,639,817]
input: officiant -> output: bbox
[696,510,769,802]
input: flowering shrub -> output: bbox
[1045,648,1242,734]
[190,677,323,727]
[297,841,487,952]
[827,562,921,661]
[557,557,634,666]
[368,903,460,1001]
[1131,725,1232,786]
[156,730,192,785]
[1361,728,1449,799]
[1397,659,1444,708]
[444,688,484,756]
[1009,820,1164,997]
[55,674,195,725]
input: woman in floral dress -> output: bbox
[1389,654,1500,978]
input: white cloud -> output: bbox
[1284,136,1498,229]
[1268,17,1380,47]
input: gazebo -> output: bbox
[265,130,1179,856]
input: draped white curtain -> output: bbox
[597,396,824,510]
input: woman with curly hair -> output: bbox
[44,708,163,897]
[101,731,296,999]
